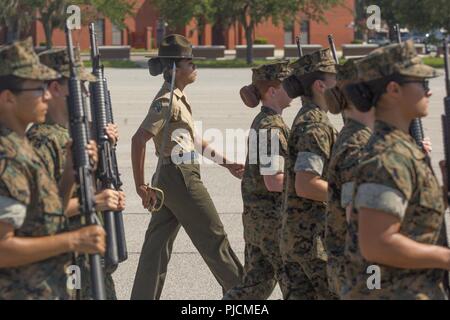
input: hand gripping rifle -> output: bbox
[65,22,106,300]
[395,24,426,148]
[89,22,125,270]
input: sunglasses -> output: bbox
[9,82,49,97]
[397,79,430,93]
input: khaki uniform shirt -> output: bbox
[140,82,196,158]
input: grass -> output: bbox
[194,59,271,68]
[83,60,140,68]
[422,57,445,68]
[81,57,446,69]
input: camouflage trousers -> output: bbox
[280,208,338,300]
[68,254,117,300]
[223,240,289,300]
[326,258,347,298]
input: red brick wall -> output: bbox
[33,0,158,49]
[29,0,354,50]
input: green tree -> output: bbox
[1,0,135,48]
[154,0,345,64]
[0,0,34,42]
[217,0,345,64]
[152,0,214,44]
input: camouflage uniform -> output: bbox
[326,118,371,297]
[344,41,446,300]
[280,49,338,300]
[0,38,73,299]
[224,62,291,300]
[26,48,116,300]
[325,60,372,297]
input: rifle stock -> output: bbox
[65,22,106,300]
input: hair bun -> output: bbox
[148,58,164,76]
[282,75,305,99]
[325,86,347,114]
[239,84,260,108]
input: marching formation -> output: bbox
[0,23,449,300]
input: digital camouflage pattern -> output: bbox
[354,40,439,82]
[27,122,117,300]
[326,118,371,297]
[224,106,289,299]
[0,37,60,80]
[38,48,96,82]
[344,120,447,300]
[280,102,338,300]
[0,125,71,299]
[252,60,292,83]
[290,48,337,78]
[27,121,70,184]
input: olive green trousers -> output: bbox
[131,163,243,299]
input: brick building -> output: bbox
[1,0,355,50]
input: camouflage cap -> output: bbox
[290,48,337,78]
[336,59,359,82]
[355,40,439,81]
[39,47,96,82]
[251,60,291,83]
[0,37,60,80]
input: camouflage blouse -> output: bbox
[281,102,337,260]
[326,118,372,296]
[241,106,289,246]
[27,121,70,184]
[344,120,447,300]
[0,125,71,299]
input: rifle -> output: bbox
[441,35,450,293]
[104,88,128,262]
[65,22,106,300]
[89,22,124,270]
[295,35,303,57]
[395,24,426,147]
[328,34,346,123]
[327,34,339,65]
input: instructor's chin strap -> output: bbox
[148,61,177,213]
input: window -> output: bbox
[95,19,105,45]
[284,20,294,44]
[300,20,310,44]
[112,24,122,45]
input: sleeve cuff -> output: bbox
[354,183,407,220]
[341,181,355,208]
[294,151,324,176]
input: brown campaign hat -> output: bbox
[146,34,203,59]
